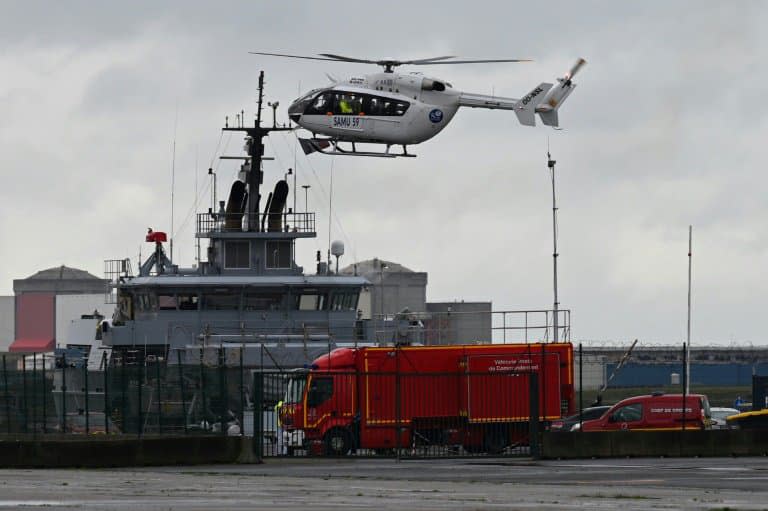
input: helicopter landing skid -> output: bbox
[299,138,416,158]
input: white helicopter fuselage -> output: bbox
[289,72,461,145]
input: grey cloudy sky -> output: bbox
[1,1,766,344]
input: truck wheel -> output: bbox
[324,428,352,456]
[484,426,509,455]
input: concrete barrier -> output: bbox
[542,430,768,459]
[0,435,260,468]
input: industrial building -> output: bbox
[341,257,492,344]
[0,265,114,352]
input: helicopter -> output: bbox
[250,52,586,158]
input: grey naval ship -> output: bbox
[52,72,412,430]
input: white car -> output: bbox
[710,407,740,429]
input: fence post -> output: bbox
[2,355,10,434]
[395,345,401,461]
[579,343,583,431]
[84,357,89,434]
[239,347,245,437]
[41,354,46,433]
[680,343,688,456]
[177,350,187,435]
[103,351,109,435]
[156,358,162,434]
[200,349,207,431]
[121,354,127,434]
[252,370,263,462]
[22,355,28,434]
[32,355,37,437]
[529,372,540,459]
[61,352,67,434]
[137,352,143,438]
[219,346,226,436]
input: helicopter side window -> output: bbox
[333,93,363,115]
[305,92,333,115]
[365,96,383,116]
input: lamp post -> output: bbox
[547,151,559,343]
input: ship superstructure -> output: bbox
[101,72,370,368]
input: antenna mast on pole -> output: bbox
[548,146,559,343]
[222,71,292,232]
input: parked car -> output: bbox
[709,407,740,430]
[726,409,768,430]
[548,406,611,432]
[579,392,711,432]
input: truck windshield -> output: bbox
[284,375,307,404]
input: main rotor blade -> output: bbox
[249,51,345,62]
[400,56,457,64]
[411,58,532,65]
[317,53,380,64]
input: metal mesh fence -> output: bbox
[0,351,542,458]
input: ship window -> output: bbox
[298,292,328,311]
[178,294,198,311]
[330,291,358,311]
[158,294,176,310]
[202,293,240,310]
[265,240,292,269]
[224,241,250,269]
[244,293,282,311]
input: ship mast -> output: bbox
[223,71,293,231]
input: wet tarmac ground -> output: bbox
[1,457,768,510]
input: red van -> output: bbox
[577,393,711,432]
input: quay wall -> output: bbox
[0,435,256,468]
[543,430,768,459]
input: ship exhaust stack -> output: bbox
[224,180,247,230]
[267,180,289,232]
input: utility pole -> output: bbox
[548,150,559,343]
[686,225,692,394]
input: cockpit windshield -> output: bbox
[283,374,307,404]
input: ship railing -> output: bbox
[163,309,570,348]
[370,309,571,345]
[103,258,133,304]
[196,212,316,234]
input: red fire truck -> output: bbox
[279,343,574,455]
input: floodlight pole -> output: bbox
[548,152,559,343]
